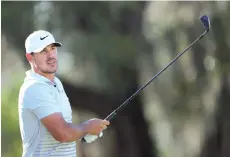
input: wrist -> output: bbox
[78,123,88,136]
[68,123,87,139]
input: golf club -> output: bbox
[81,15,211,143]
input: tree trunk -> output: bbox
[199,9,230,157]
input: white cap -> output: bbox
[25,30,62,53]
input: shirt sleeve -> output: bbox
[24,83,61,120]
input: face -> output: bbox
[27,44,58,74]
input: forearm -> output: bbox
[58,122,87,143]
[41,113,107,143]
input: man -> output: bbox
[18,30,110,157]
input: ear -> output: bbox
[26,53,33,62]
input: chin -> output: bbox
[49,66,58,73]
[49,69,57,74]
[50,71,57,74]
[45,68,57,74]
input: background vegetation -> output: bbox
[2,1,230,157]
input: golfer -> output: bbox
[18,30,110,157]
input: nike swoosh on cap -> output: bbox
[40,35,49,40]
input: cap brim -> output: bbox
[32,42,62,53]
[53,42,62,47]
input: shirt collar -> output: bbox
[25,70,57,86]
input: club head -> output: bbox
[200,15,210,32]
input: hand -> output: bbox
[83,132,103,143]
[82,118,110,135]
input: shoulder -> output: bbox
[19,81,54,109]
[20,81,49,94]
[19,80,53,102]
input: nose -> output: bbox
[47,49,56,58]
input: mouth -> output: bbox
[47,60,56,64]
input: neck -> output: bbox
[31,68,55,81]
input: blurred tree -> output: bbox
[139,1,230,157]
[199,2,230,157]
[2,1,230,157]
[1,1,157,157]
[1,1,36,63]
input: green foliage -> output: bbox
[2,79,23,157]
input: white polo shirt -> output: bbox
[18,70,76,157]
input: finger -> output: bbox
[102,120,110,125]
[102,125,107,130]
[99,127,104,133]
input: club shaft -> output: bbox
[105,30,208,121]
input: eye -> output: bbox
[40,49,46,54]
